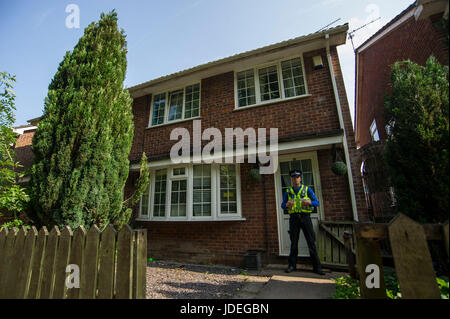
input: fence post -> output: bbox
[27,227,48,299]
[0,228,9,293]
[133,229,147,299]
[116,225,133,299]
[66,226,86,299]
[52,226,72,299]
[97,225,116,299]
[40,226,60,299]
[80,225,100,299]
[0,228,17,298]
[1,228,21,299]
[388,214,440,299]
[354,224,386,299]
[343,231,357,279]
[15,227,37,298]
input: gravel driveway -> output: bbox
[146,260,248,299]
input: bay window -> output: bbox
[138,164,242,220]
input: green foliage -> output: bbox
[331,275,360,299]
[0,72,30,216]
[384,56,449,223]
[0,217,31,231]
[437,276,449,299]
[332,272,449,299]
[331,161,347,176]
[28,11,134,230]
[115,152,149,230]
[122,152,150,210]
[384,271,402,299]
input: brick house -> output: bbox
[354,0,448,219]
[125,23,369,267]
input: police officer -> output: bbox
[281,169,325,275]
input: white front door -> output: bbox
[274,152,323,256]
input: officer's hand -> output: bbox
[286,200,294,208]
[301,199,311,206]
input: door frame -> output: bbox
[274,151,324,256]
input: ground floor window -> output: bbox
[138,163,242,221]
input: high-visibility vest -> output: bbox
[286,185,313,214]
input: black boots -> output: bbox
[285,265,296,273]
[313,268,325,275]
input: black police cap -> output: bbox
[289,169,302,177]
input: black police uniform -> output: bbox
[285,169,324,275]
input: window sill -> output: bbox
[146,116,201,129]
[135,217,246,222]
[233,94,311,112]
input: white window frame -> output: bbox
[149,168,168,220]
[168,167,189,220]
[138,182,151,218]
[217,164,241,218]
[137,163,243,221]
[234,54,309,109]
[148,82,201,128]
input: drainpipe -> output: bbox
[262,172,269,263]
[325,33,359,222]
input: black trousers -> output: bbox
[288,213,322,270]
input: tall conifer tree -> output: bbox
[29,11,134,229]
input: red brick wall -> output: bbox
[14,129,36,173]
[356,13,449,147]
[129,48,342,162]
[129,46,368,265]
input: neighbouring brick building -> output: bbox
[355,0,448,148]
[354,0,448,219]
[125,23,369,267]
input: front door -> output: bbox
[275,152,323,256]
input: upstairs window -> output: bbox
[184,84,200,118]
[281,58,306,97]
[235,56,308,108]
[258,65,280,101]
[149,83,201,126]
[168,89,184,121]
[151,93,166,126]
[237,70,256,107]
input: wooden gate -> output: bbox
[351,213,449,299]
[0,224,147,299]
[318,221,355,268]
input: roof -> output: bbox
[128,23,349,98]
[355,2,417,53]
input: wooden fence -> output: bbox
[348,213,449,299]
[318,221,354,268]
[0,224,147,299]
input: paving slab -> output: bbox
[234,264,345,299]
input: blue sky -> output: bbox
[1,0,414,126]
